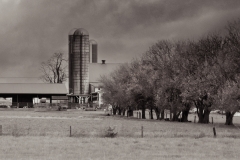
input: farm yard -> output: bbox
[0,109,240,160]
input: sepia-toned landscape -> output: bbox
[1,1,240,160]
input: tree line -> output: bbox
[99,19,240,125]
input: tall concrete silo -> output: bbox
[90,40,98,63]
[68,28,90,103]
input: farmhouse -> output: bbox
[87,62,121,106]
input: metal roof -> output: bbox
[89,63,121,82]
[0,83,67,94]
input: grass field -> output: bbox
[0,109,240,160]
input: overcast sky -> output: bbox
[0,0,240,78]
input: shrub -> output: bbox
[104,126,117,138]
[195,132,205,139]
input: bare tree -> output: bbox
[39,52,67,83]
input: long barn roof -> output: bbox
[0,83,67,94]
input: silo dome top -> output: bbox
[69,28,78,35]
[69,28,89,36]
[90,39,97,44]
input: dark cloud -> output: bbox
[0,0,240,77]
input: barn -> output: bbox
[0,83,67,107]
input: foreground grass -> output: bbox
[0,136,240,160]
[0,109,240,159]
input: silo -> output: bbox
[69,28,90,98]
[90,40,98,63]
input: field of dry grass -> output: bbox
[0,109,240,159]
[1,136,240,160]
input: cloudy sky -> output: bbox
[0,0,240,79]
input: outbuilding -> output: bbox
[0,83,67,107]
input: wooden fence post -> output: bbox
[141,126,143,138]
[0,125,2,136]
[213,126,216,137]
